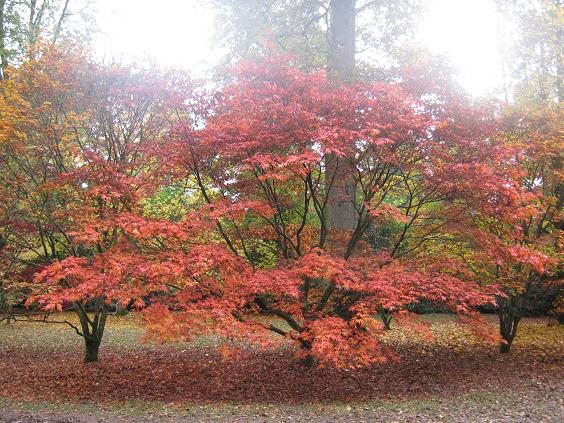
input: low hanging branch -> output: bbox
[10,312,85,338]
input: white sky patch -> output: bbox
[93,0,217,74]
[92,0,512,97]
[422,0,510,98]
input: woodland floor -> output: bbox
[0,313,562,422]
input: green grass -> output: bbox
[1,312,561,353]
[0,311,226,351]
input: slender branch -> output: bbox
[12,313,86,338]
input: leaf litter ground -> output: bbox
[0,313,562,422]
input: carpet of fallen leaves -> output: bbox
[0,313,562,421]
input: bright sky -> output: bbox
[422,0,510,98]
[94,0,216,73]
[93,0,511,97]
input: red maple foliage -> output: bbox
[138,58,512,367]
[10,51,546,367]
[0,45,194,361]
[425,101,562,352]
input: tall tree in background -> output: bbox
[0,0,94,71]
[498,0,563,233]
[209,0,423,73]
[496,0,563,103]
[325,0,357,241]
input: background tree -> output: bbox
[0,0,95,72]
[209,0,423,74]
[496,0,563,103]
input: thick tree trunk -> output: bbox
[328,0,356,80]
[298,339,319,368]
[299,353,318,368]
[84,337,101,362]
[498,294,523,353]
[325,155,357,232]
[325,0,357,251]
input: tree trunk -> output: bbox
[0,0,8,72]
[76,299,108,363]
[325,0,357,253]
[328,0,356,80]
[378,307,392,330]
[299,353,318,368]
[84,337,101,362]
[52,0,70,44]
[298,339,319,368]
[498,294,523,353]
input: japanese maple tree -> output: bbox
[0,45,192,361]
[140,58,505,367]
[431,101,562,352]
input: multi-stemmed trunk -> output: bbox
[497,294,523,353]
[84,336,102,362]
[76,298,108,362]
[298,341,319,368]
